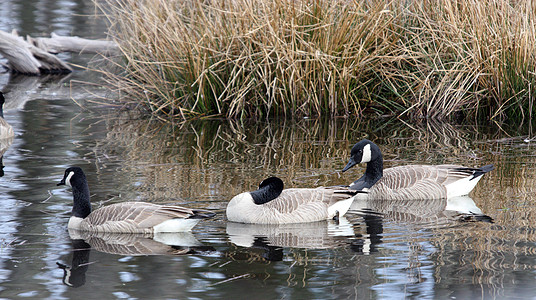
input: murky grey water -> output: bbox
[1,1,536,299]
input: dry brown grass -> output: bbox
[98,0,536,122]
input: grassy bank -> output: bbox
[99,0,536,122]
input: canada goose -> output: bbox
[226,176,364,224]
[342,139,494,200]
[57,166,215,233]
[0,92,14,139]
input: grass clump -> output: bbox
[99,0,536,122]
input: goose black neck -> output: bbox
[72,181,91,218]
[365,151,383,185]
[250,184,282,205]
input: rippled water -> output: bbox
[1,85,536,299]
[1,1,536,299]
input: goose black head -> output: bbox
[250,176,284,205]
[342,139,381,172]
[58,167,86,187]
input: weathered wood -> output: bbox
[0,30,118,75]
[28,33,119,56]
[0,30,46,74]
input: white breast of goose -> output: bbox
[68,216,84,230]
[226,192,259,223]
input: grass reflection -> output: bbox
[85,114,536,297]
[94,116,501,205]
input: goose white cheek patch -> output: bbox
[361,144,372,163]
[65,171,74,187]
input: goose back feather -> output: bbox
[73,202,202,233]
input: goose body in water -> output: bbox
[57,167,215,233]
[0,92,14,139]
[342,139,494,200]
[226,177,364,224]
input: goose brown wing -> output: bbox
[373,166,449,200]
[83,202,196,231]
[263,187,357,214]
[400,164,483,187]
[372,165,477,200]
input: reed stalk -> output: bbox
[98,0,536,122]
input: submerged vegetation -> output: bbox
[99,0,536,122]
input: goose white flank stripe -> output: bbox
[226,176,365,224]
[57,167,215,233]
[342,139,494,200]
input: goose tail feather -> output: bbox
[189,209,216,219]
[453,164,494,180]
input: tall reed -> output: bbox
[99,0,536,122]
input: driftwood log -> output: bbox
[0,30,119,75]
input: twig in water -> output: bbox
[218,261,232,268]
[209,273,251,286]
[41,190,53,203]
[289,261,297,269]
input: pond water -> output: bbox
[1,1,536,299]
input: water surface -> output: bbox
[1,1,536,299]
[2,90,536,299]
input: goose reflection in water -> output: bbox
[227,217,355,249]
[225,217,380,260]
[57,239,92,288]
[67,229,213,256]
[0,133,13,177]
[0,128,13,177]
[225,196,491,261]
[0,135,14,177]
[349,195,493,225]
[57,230,214,287]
